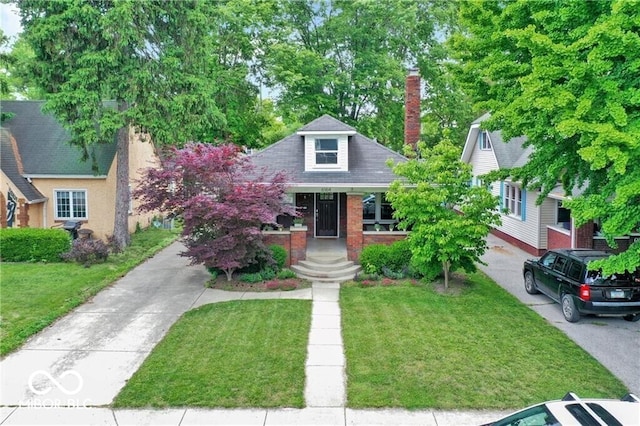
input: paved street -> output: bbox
[480,233,640,395]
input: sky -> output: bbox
[1,3,22,41]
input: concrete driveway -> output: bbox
[480,233,640,395]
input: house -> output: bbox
[461,113,639,255]
[250,114,409,263]
[0,100,159,240]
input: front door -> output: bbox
[316,193,338,237]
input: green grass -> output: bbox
[113,299,311,408]
[0,228,178,356]
[341,273,628,410]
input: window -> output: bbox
[553,256,568,273]
[478,131,491,150]
[55,190,87,220]
[567,261,583,281]
[362,192,396,229]
[557,201,571,229]
[315,139,338,164]
[503,183,523,218]
[541,252,557,268]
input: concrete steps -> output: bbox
[292,255,361,283]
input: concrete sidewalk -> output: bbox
[1,241,510,425]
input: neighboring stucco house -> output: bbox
[0,100,159,240]
[251,114,408,262]
[462,113,639,255]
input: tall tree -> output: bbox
[134,143,296,281]
[259,0,464,149]
[450,0,640,274]
[17,0,226,250]
[387,138,501,289]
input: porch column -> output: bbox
[17,198,29,228]
[290,226,308,265]
[0,192,6,228]
[574,220,594,249]
[346,193,363,262]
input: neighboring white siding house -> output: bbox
[461,113,556,255]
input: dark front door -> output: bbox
[316,193,338,237]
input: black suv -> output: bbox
[523,249,640,322]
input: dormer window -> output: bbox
[478,131,491,150]
[315,139,338,164]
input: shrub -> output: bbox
[359,244,389,275]
[265,280,281,290]
[277,268,297,279]
[387,239,412,272]
[382,266,406,280]
[61,238,109,266]
[279,279,298,291]
[269,244,288,271]
[239,272,263,283]
[261,268,276,280]
[0,228,71,262]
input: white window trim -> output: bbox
[54,189,88,220]
[503,183,522,219]
[478,130,492,150]
[314,138,339,168]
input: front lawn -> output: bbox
[341,273,627,410]
[0,227,178,356]
[113,299,311,408]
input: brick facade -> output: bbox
[0,192,6,228]
[363,232,408,246]
[491,228,545,256]
[346,193,363,261]
[574,221,594,249]
[593,237,630,254]
[547,227,571,251]
[263,232,292,266]
[290,227,308,265]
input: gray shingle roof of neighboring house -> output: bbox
[473,113,532,169]
[0,128,46,203]
[0,100,117,176]
[298,114,357,132]
[251,115,406,186]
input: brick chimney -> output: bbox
[404,69,421,149]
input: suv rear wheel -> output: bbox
[623,314,640,322]
[562,294,581,322]
[524,271,539,294]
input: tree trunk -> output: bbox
[112,101,131,251]
[224,268,234,281]
[443,260,450,290]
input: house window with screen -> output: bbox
[315,138,338,164]
[55,190,87,220]
[478,131,491,150]
[362,192,397,230]
[503,183,522,218]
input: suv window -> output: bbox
[553,256,568,274]
[540,252,557,268]
[567,261,583,281]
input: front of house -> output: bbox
[462,113,640,256]
[251,114,408,263]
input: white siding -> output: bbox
[469,141,499,178]
[496,188,543,250]
[538,197,557,249]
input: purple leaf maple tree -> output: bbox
[134,143,296,280]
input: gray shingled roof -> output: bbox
[474,113,532,168]
[251,115,406,186]
[0,128,46,203]
[0,101,116,176]
[297,114,356,133]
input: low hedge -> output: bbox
[0,228,71,262]
[359,240,413,276]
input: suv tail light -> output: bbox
[579,284,591,301]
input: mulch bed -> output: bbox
[207,276,312,292]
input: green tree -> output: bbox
[0,33,47,100]
[450,0,640,274]
[259,0,464,149]
[387,138,501,289]
[17,0,226,250]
